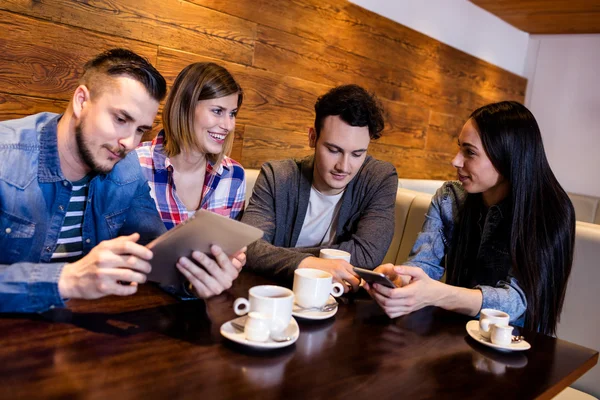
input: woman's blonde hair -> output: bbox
[162,62,243,166]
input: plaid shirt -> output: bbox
[136,130,246,230]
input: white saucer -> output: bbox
[292,295,338,320]
[466,320,531,352]
[220,316,299,349]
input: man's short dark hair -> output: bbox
[313,84,385,140]
[80,48,167,102]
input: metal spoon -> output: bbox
[512,335,525,343]
[293,302,338,313]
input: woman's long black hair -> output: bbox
[447,101,575,335]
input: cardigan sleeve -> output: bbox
[241,163,312,279]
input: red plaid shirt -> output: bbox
[136,131,246,230]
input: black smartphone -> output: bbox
[353,267,397,289]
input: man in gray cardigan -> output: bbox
[242,85,398,292]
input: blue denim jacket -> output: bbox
[404,181,527,326]
[0,113,166,313]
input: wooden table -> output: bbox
[0,272,597,399]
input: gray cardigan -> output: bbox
[242,155,398,279]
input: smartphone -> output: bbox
[353,267,397,289]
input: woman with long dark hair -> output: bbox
[366,101,575,335]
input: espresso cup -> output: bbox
[319,249,351,263]
[293,268,344,308]
[490,324,514,346]
[233,285,294,336]
[479,309,510,340]
[244,311,270,342]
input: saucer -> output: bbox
[292,295,338,320]
[466,320,531,352]
[220,316,299,349]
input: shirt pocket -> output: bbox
[0,209,36,262]
[104,208,128,238]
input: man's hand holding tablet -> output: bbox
[146,210,263,298]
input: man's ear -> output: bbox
[72,85,91,119]
[308,127,317,148]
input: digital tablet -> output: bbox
[146,210,264,286]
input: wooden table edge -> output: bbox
[535,351,599,400]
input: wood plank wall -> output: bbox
[0,0,526,179]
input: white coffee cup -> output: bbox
[319,249,351,263]
[244,311,270,342]
[490,324,514,346]
[293,268,344,308]
[479,309,510,340]
[233,285,294,336]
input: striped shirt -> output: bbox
[136,130,246,230]
[51,175,90,262]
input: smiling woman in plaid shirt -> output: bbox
[136,63,247,297]
[136,62,246,229]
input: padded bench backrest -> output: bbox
[568,193,600,224]
[394,190,433,265]
[382,188,418,264]
[556,221,600,397]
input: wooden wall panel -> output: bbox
[230,124,245,164]
[426,113,465,154]
[0,11,157,100]
[0,93,67,121]
[0,0,255,65]
[157,47,328,134]
[0,0,527,181]
[242,126,313,169]
[369,143,453,180]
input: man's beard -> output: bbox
[75,121,126,174]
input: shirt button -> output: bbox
[45,247,52,252]
[63,181,69,187]
[58,205,64,211]
[5,228,11,234]
[85,238,91,244]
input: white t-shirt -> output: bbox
[295,186,344,248]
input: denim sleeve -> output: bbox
[403,192,447,280]
[120,179,167,244]
[476,273,527,325]
[0,262,66,313]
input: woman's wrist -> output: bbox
[434,283,483,317]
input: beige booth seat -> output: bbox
[568,193,600,224]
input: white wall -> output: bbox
[349,0,529,77]
[525,35,600,197]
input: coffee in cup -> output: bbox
[233,285,294,337]
[293,268,344,308]
[479,309,510,340]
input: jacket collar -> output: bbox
[38,114,66,183]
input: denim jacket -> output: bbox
[0,113,166,313]
[404,181,527,326]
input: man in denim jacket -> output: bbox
[1,49,243,313]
